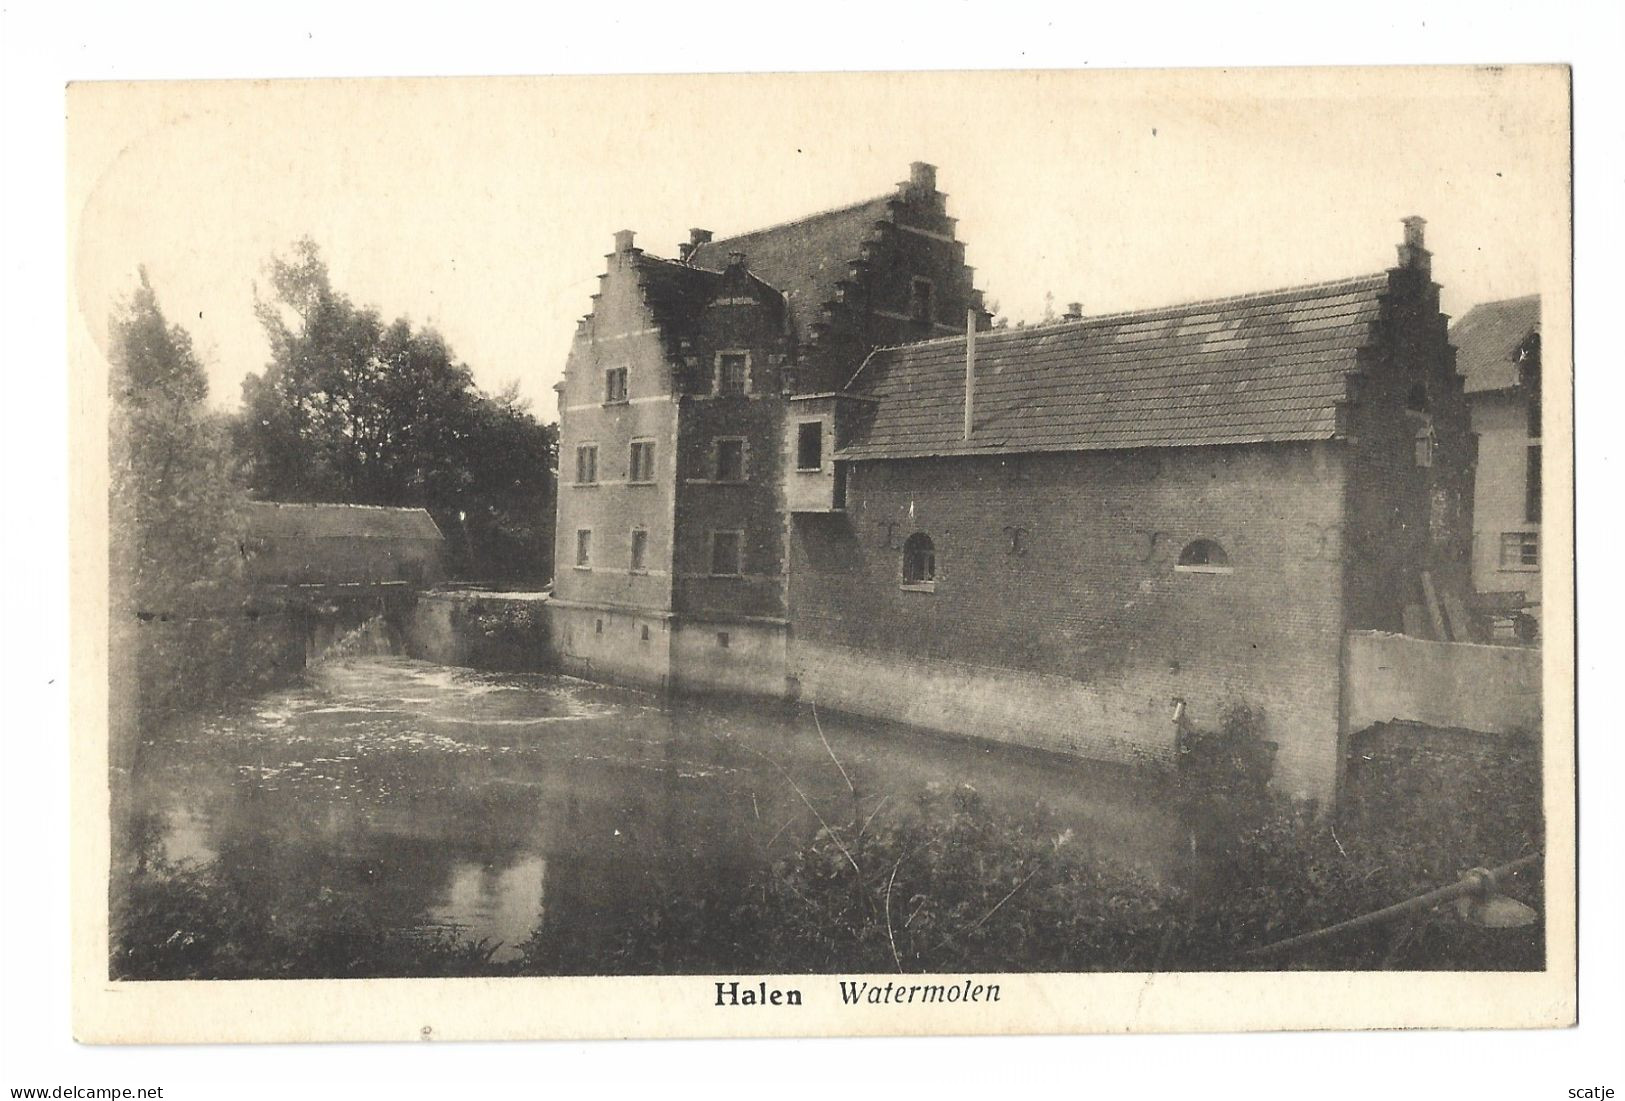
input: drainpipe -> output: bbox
[963,308,977,441]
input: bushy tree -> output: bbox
[236,239,557,583]
[109,268,243,618]
[108,270,247,789]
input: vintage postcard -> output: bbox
[68,65,1574,1043]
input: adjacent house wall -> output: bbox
[1470,390,1541,599]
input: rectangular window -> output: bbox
[1525,445,1541,524]
[717,353,748,395]
[604,367,628,403]
[629,439,656,483]
[796,421,824,471]
[1414,428,1434,468]
[910,277,934,324]
[832,461,848,511]
[710,531,743,577]
[575,444,598,485]
[629,528,648,572]
[1499,531,1538,570]
[575,529,593,569]
[715,437,746,482]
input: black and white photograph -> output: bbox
[62,63,1574,1043]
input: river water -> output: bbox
[134,655,1185,963]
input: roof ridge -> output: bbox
[249,501,434,513]
[1451,292,1542,322]
[694,193,892,251]
[861,271,1392,358]
[637,252,720,275]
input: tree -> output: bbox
[236,239,558,583]
[109,269,243,618]
[108,269,247,789]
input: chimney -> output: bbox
[690,228,713,246]
[1062,302,1083,322]
[613,229,637,254]
[910,161,937,194]
[679,242,695,263]
[1397,216,1431,275]
[963,308,977,441]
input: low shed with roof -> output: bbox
[242,502,448,589]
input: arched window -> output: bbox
[1176,539,1231,574]
[902,532,936,589]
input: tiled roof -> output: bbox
[1450,294,1539,393]
[689,196,893,329]
[836,273,1392,459]
[245,501,446,542]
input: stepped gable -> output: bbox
[837,272,1396,459]
[688,195,894,332]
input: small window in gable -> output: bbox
[604,367,628,403]
[1406,383,1429,414]
[1176,539,1231,574]
[902,532,936,590]
[910,277,934,324]
[797,421,824,471]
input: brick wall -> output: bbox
[789,442,1350,799]
[671,264,793,622]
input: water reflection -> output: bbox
[135,657,1183,963]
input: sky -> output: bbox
[68,67,1568,418]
